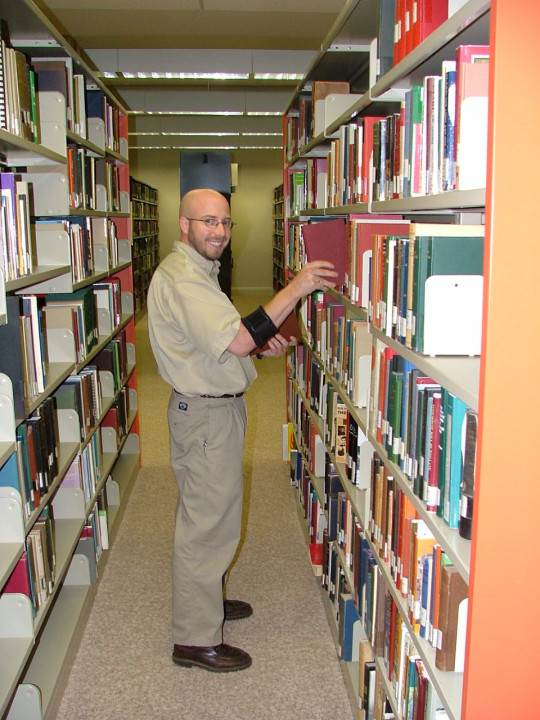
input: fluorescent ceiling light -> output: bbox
[246,111,282,116]
[121,72,250,80]
[129,145,281,151]
[253,73,303,80]
[145,111,244,116]
[160,132,238,137]
[242,132,281,137]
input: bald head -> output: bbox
[179,188,232,261]
[180,188,230,221]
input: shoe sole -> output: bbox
[172,655,252,673]
[224,609,253,621]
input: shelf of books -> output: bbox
[0,1,140,718]
[130,177,159,318]
[272,184,285,293]
[282,1,539,719]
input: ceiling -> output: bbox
[38,0,348,151]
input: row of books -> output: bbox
[55,365,103,442]
[319,491,453,718]
[3,491,111,616]
[6,343,129,522]
[0,169,127,285]
[297,290,372,405]
[131,200,158,220]
[133,249,159,276]
[66,146,127,213]
[369,222,484,356]
[0,395,61,520]
[369,342,477,536]
[0,280,125,420]
[32,54,127,153]
[133,218,159,239]
[3,507,56,616]
[42,278,123,363]
[0,31,39,143]
[358,623,448,720]
[0,15,128,152]
[391,0,452,69]
[0,173,33,282]
[375,46,489,200]
[368,460,469,668]
[288,216,485,358]
[130,178,158,204]
[101,387,132,450]
[287,215,408,310]
[287,44,488,214]
[81,491,110,573]
[61,430,103,504]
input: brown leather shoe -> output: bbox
[224,598,253,621]
[172,643,252,672]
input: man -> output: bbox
[147,188,336,672]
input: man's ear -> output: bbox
[179,215,189,234]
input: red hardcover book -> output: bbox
[250,310,301,355]
[350,216,408,309]
[4,551,32,599]
[412,0,449,49]
[425,390,442,512]
[302,217,347,287]
[414,658,429,720]
[393,0,406,64]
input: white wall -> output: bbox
[130,148,283,294]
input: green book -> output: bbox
[410,223,484,352]
[387,369,403,464]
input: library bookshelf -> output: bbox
[272,183,285,293]
[0,1,140,718]
[130,177,159,319]
[282,1,540,718]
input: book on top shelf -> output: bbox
[455,45,490,190]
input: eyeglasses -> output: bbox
[186,217,236,231]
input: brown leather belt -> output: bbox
[200,393,244,398]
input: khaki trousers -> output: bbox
[167,390,247,646]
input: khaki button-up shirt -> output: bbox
[147,240,257,396]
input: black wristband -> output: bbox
[241,305,278,347]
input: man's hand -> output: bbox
[292,260,338,296]
[258,333,295,358]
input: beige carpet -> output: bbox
[54,292,354,720]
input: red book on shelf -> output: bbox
[412,0,449,50]
[302,217,347,287]
[4,552,32,600]
[425,391,442,512]
[250,310,301,355]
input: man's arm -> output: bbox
[227,260,338,357]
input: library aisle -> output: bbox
[54,292,353,720]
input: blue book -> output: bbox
[442,60,457,191]
[445,393,468,528]
[338,593,360,661]
[399,359,416,471]
[419,553,433,639]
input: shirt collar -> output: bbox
[173,239,221,281]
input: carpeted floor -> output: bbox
[54,292,354,720]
